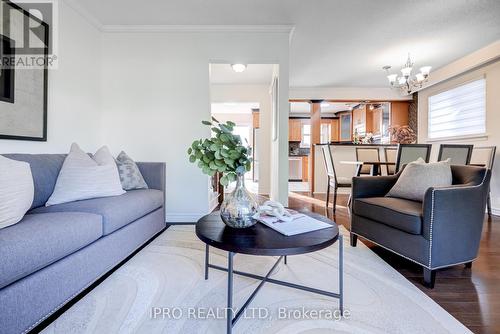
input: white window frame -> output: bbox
[426,77,487,142]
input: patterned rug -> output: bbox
[42,225,471,334]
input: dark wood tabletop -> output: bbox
[196,211,339,256]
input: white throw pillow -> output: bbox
[386,158,453,202]
[46,144,125,206]
[0,156,34,229]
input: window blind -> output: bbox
[428,78,486,140]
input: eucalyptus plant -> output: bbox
[188,117,252,186]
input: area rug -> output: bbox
[42,225,471,334]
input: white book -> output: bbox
[254,210,334,236]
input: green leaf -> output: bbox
[214,150,222,160]
[220,175,228,186]
[220,149,229,158]
[189,155,196,163]
[209,143,219,151]
[195,151,203,159]
[202,120,212,126]
[226,121,236,127]
[191,140,199,150]
[227,172,237,182]
[215,159,224,167]
[217,165,226,173]
[187,147,192,155]
[211,116,220,124]
[202,155,211,164]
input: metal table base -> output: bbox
[204,235,344,334]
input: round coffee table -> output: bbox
[196,211,344,334]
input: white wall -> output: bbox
[101,31,290,222]
[418,58,500,215]
[0,2,102,153]
[210,84,272,195]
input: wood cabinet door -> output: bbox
[330,119,339,142]
[289,119,302,141]
[390,102,410,127]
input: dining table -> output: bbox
[340,160,396,176]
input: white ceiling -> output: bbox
[75,0,500,87]
[210,64,274,85]
[211,102,259,114]
[290,102,359,114]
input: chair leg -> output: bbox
[325,178,331,210]
[487,192,492,219]
[465,261,472,269]
[423,268,436,289]
[350,233,357,247]
[333,185,338,214]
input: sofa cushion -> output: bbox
[354,197,423,235]
[2,154,66,209]
[30,189,163,235]
[0,212,102,289]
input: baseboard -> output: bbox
[491,207,500,217]
[165,213,207,224]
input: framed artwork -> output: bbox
[0,0,48,141]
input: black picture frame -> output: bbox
[0,34,15,103]
[0,0,48,141]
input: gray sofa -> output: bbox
[350,164,491,288]
[0,154,166,334]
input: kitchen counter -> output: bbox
[313,144,395,193]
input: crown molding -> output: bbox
[101,24,295,34]
[63,0,104,30]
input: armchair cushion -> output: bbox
[386,158,452,201]
[354,197,423,235]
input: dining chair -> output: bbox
[355,148,380,175]
[437,144,473,165]
[384,147,398,175]
[470,146,496,219]
[321,144,352,213]
[395,144,432,173]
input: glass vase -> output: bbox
[220,173,258,228]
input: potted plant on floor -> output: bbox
[188,117,257,228]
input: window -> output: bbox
[301,124,311,147]
[320,123,331,143]
[428,78,486,140]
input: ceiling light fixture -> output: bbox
[383,53,431,95]
[231,64,247,73]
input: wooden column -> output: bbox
[309,100,322,194]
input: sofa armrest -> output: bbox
[352,174,399,200]
[422,170,491,268]
[137,162,166,195]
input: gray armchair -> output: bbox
[350,165,491,288]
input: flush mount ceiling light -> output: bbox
[231,64,247,73]
[383,53,431,95]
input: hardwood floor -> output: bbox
[288,191,500,334]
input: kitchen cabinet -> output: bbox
[339,112,352,142]
[289,119,303,142]
[390,102,410,128]
[320,118,340,143]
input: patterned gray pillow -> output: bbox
[115,151,148,191]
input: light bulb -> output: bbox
[401,66,412,77]
[416,73,425,83]
[231,64,247,73]
[398,76,407,85]
[387,74,397,84]
[420,66,432,77]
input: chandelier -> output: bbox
[383,54,431,95]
